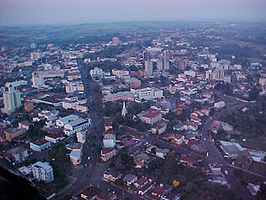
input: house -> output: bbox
[138,183,154,195]
[186,122,198,131]
[134,176,149,189]
[179,155,195,167]
[151,186,165,199]
[103,170,123,182]
[123,174,138,186]
[190,116,201,124]
[133,153,151,168]
[187,134,196,140]
[173,122,186,131]
[146,146,169,159]
[18,120,31,130]
[151,121,167,134]
[30,140,51,152]
[162,133,175,141]
[101,148,116,162]
[247,183,260,196]
[201,108,210,116]
[172,134,184,145]
[7,146,29,164]
[80,187,103,200]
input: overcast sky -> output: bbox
[0,0,266,25]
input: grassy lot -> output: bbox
[235,135,266,152]
[248,162,266,177]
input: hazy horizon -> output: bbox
[0,0,266,26]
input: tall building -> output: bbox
[163,50,170,71]
[32,72,45,88]
[112,37,119,45]
[176,59,187,71]
[1,85,22,114]
[32,161,54,183]
[213,69,225,81]
[144,51,153,77]
[157,56,164,71]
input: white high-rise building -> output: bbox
[32,72,45,88]
[163,50,170,71]
[144,51,153,77]
[1,85,22,114]
[145,60,153,77]
[32,161,54,183]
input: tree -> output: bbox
[151,147,157,155]
[248,86,260,101]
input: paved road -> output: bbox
[200,101,255,200]
[55,58,145,200]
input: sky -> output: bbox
[0,0,266,25]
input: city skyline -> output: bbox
[0,0,266,25]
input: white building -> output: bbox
[76,130,86,144]
[131,87,163,101]
[112,69,130,79]
[32,161,54,183]
[1,85,22,114]
[56,114,80,127]
[214,101,225,108]
[103,133,116,148]
[89,67,104,80]
[70,149,82,166]
[64,117,91,136]
[65,82,84,93]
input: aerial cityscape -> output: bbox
[0,1,265,200]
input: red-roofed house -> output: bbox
[134,176,149,189]
[179,155,195,167]
[138,183,154,195]
[172,134,184,145]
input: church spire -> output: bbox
[121,101,127,117]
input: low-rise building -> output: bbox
[103,170,123,182]
[137,108,162,125]
[70,149,82,166]
[44,135,64,144]
[7,146,29,164]
[18,120,31,130]
[123,174,138,186]
[219,141,245,159]
[4,128,23,142]
[103,133,116,148]
[64,117,91,136]
[101,148,117,162]
[30,140,51,152]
